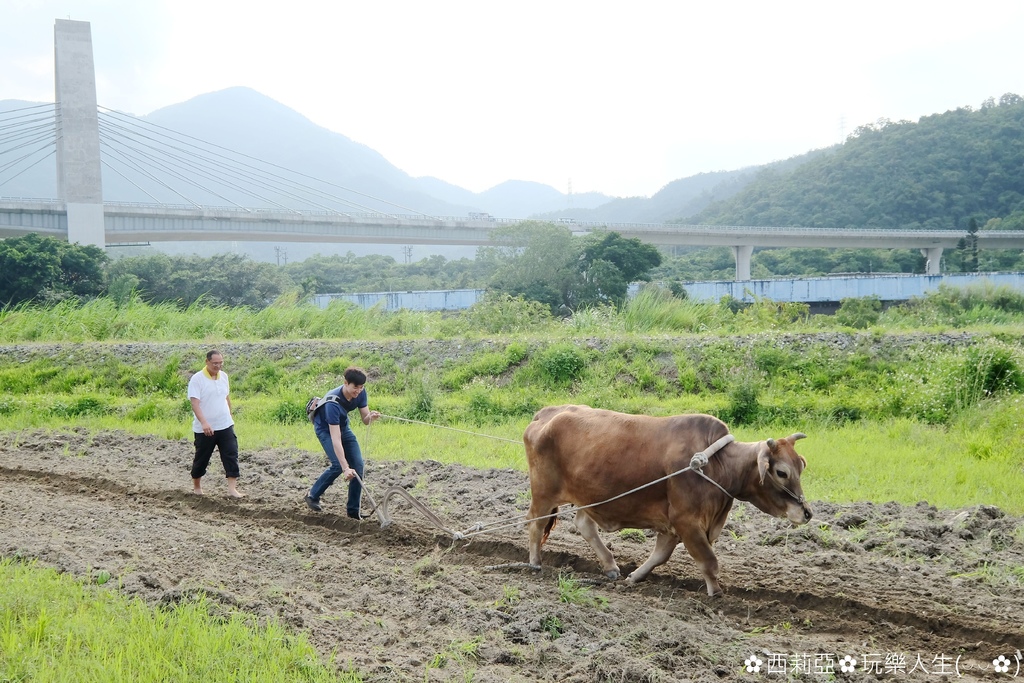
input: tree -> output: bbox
[578,232,662,305]
[485,224,666,312]
[0,234,107,306]
[108,252,290,308]
[484,222,581,312]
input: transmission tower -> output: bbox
[567,179,573,208]
[402,245,413,264]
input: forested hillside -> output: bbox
[692,94,1024,231]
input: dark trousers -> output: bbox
[191,425,240,479]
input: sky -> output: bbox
[4,0,1024,199]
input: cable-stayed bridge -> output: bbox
[2,19,1024,280]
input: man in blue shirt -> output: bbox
[305,366,381,518]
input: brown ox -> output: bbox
[524,405,812,596]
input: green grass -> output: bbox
[0,558,357,683]
[556,574,608,608]
[732,398,1024,514]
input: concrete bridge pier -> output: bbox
[920,247,943,275]
[54,19,105,247]
[733,245,753,281]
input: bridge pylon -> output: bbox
[54,19,105,247]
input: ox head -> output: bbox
[752,432,812,525]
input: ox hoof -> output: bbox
[528,564,542,572]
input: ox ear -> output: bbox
[757,446,771,484]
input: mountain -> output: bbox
[1,89,616,219]
[692,95,1024,230]
[535,169,756,224]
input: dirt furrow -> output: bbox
[2,431,1023,682]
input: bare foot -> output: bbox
[192,488,204,495]
[226,490,246,499]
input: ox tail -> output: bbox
[540,508,558,545]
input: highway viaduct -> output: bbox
[3,198,1024,280]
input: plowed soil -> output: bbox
[1,428,1022,682]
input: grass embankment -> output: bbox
[3,283,1024,681]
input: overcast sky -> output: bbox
[4,1,1023,199]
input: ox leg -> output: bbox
[573,512,620,580]
[678,527,724,597]
[526,508,552,569]
[625,532,679,584]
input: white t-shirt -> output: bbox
[188,369,234,433]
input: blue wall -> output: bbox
[680,272,1024,303]
[314,273,1024,312]
[314,288,486,312]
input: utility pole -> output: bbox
[567,179,573,208]
[402,245,413,264]
[275,246,287,266]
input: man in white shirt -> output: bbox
[188,349,244,498]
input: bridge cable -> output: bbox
[99,125,282,210]
[0,135,58,181]
[99,140,203,207]
[0,103,57,117]
[98,117,368,213]
[0,148,57,190]
[0,129,58,159]
[98,159,165,204]
[98,105,436,217]
[99,117,292,210]
[98,109,380,212]
[96,113,387,215]
[0,116,59,137]
[97,114,383,214]
[100,122,313,211]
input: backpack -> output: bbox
[305,394,341,423]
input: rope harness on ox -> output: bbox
[356,416,744,542]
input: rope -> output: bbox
[360,413,737,542]
[450,433,735,540]
[379,414,522,444]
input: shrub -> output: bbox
[50,395,109,417]
[536,344,587,385]
[127,400,160,421]
[957,342,1024,399]
[406,380,435,421]
[722,371,762,425]
[271,399,307,425]
[441,342,529,389]
[462,294,555,334]
[835,296,882,329]
[621,286,711,333]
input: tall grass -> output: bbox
[0,297,450,343]
[620,287,722,333]
[0,558,356,682]
[5,283,1024,342]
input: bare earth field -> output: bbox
[1,428,1022,682]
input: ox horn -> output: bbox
[788,432,807,442]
